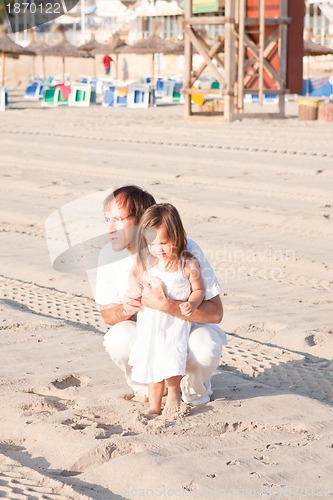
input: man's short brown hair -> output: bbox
[103,185,156,224]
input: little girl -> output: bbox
[128,203,205,416]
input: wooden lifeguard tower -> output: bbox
[183,0,304,120]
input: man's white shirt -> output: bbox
[94,238,221,307]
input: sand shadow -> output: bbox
[1,298,106,335]
[0,443,124,499]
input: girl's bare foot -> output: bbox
[162,391,181,415]
[146,381,164,418]
[143,406,161,419]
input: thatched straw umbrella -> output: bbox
[80,33,109,77]
[27,30,50,79]
[37,25,92,82]
[80,33,108,53]
[0,26,35,85]
[303,39,333,96]
[119,33,183,106]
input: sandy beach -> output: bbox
[0,93,333,499]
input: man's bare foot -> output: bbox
[162,391,181,415]
[133,393,149,403]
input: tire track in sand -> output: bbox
[0,274,105,334]
[1,128,333,160]
[1,275,333,403]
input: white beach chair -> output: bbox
[96,76,113,96]
[42,87,60,107]
[102,84,117,107]
[25,79,44,100]
[160,80,175,103]
[127,83,150,108]
[0,86,7,112]
[42,87,69,107]
[69,83,91,107]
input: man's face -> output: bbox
[104,199,136,252]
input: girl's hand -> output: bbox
[179,301,194,317]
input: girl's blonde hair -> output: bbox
[136,203,191,274]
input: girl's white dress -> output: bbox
[129,262,191,384]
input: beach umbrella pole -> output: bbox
[150,53,154,107]
[1,51,5,86]
[62,56,65,83]
[306,55,310,96]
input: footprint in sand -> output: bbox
[61,442,134,476]
[305,334,317,347]
[28,375,90,398]
[61,415,124,439]
[23,375,90,421]
[51,374,90,390]
[21,396,69,414]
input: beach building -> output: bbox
[305,0,333,46]
[6,1,333,50]
[79,0,184,43]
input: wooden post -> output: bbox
[186,29,226,88]
[279,0,288,117]
[190,37,225,86]
[237,0,245,112]
[258,0,265,105]
[115,53,119,80]
[224,0,236,121]
[306,55,310,96]
[62,56,65,83]
[184,0,192,116]
[150,53,155,107]
[1,51,5,86]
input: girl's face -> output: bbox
[146,225,174,262]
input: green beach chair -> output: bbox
[42,88,59,107]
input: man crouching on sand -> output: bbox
[94,185,227,413]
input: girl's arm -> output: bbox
[179,259,205,317]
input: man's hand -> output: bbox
[141,278,223,324]
[100,287,143,326]
[141,277,169,312]
[123,288,143,316]
[179,301,194,317]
